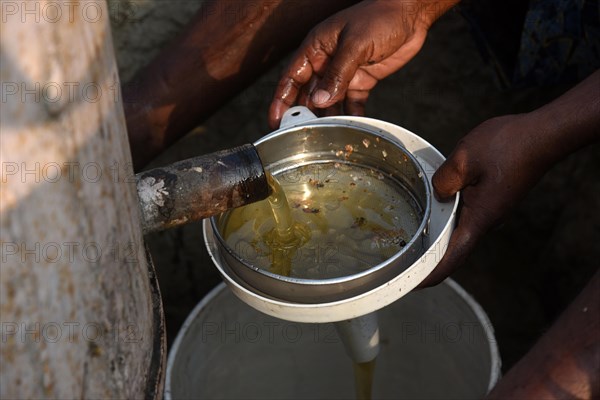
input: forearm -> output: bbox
[124,0,358,170]
[487,271,599,399]
[528,70,600,167]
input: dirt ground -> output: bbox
[111,5,600,372]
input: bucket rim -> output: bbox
[164,279,502,399]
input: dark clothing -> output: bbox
[460,0,600,89]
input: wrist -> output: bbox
[527,70,600,164]
[373,0,459,29]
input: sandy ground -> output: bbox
[111,3,600,372]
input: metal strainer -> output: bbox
[209,108,431,303]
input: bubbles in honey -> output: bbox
[222,162,421,279]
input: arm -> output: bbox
[487,270,599,399]
[124,0,358,170]
[421,69,600,287]
[268,0,460,128]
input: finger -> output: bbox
[269,81,301,130]
[296,77,322,117]
[297,75,320,108]
[432,146,478,202]
[310,37,365,108]
[344,89,370,116]
[268,52,316,129]
[417,206,483,288]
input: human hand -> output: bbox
[420,114,555,287]
[268,0,457,129]
[419,70,599,287]
[123,0,356,170]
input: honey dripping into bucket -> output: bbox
[222,162,425,400]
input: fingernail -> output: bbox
[311,89,331,105]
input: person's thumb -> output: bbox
[310,38,363,108]
[432,147,478,202]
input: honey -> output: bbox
[354,359,377,400]
[221,161,421,280]
[219,161,422,400]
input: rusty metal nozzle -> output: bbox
[136,144,269,234]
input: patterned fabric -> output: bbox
[460,0,600,88]
[514,0,600,87]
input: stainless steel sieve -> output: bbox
[208,107,431,303]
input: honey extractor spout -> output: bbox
[136,144,270,234]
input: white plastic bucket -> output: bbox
[166,280,501,399]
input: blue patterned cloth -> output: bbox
[460,0,600,88]
[514,0,600,86]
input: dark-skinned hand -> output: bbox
[420,114,552,287]
[268,0,458,129]
[421,70,600,287]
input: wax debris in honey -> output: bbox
[221,162,421,279]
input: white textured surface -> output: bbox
[0,2,157,397]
